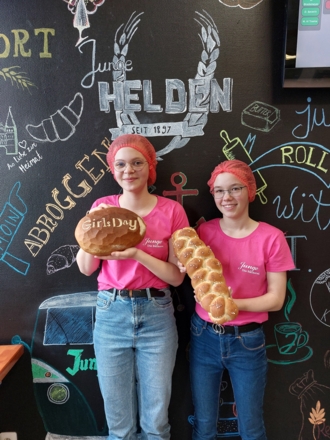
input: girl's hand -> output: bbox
[177,261,187,273]
[96,247,138,261]
[88,203,115,214]
[194,294,201,305]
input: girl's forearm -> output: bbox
[76,248,100,276]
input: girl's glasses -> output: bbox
[211,186,246,199]
[113,159,148,172]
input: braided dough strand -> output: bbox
[172,227,238,324]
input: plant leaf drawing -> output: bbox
[309,401,326,440]
[0,66,37,94]
[309,400,326,425]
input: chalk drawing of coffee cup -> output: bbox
[274,322,309,356]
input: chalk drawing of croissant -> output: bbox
[26,92,84,142]
[46,245,80,275]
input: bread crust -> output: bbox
[172,227,238,324]
[75,207,146,256]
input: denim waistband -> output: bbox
[107,288,166,298]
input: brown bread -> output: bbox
[75,207,146,256]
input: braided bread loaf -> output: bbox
[172,227,238,324]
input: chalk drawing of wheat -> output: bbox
[111,10,220,159]
[112,11,144,83]
[0,66,37,93]
[309,400,326,440]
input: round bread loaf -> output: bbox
[75,207,146,256]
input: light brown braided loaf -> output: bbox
[172,227,238,324]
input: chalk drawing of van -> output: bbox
[13,291,108,439]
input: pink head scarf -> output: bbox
[106,134,157,186]
[207,159,257,202]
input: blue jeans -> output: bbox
[93,289,178,440]
[190,313,268,440]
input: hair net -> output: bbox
[207,159,257,202]
[106,134,157,186]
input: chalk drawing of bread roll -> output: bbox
[26,93,83,142]
[46,245,80,274]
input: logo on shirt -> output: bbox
[238,262,260,275]
[143,238,164,248]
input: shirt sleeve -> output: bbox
[170,202,190,233]
[266,230,296,272]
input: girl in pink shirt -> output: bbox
[76,134,189,440]
[188,160,295,440]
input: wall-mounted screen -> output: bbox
[283,0,330,87]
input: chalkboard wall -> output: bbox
[1,1,330,439]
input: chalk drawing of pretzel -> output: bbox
[25,92,84,142]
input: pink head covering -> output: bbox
[207,159,257,202]
[106,134,157,186]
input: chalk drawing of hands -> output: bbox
[25,93,83,142]
[219,0,264,8]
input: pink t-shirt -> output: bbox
[91,195,189,290]
[196,219,295,326]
